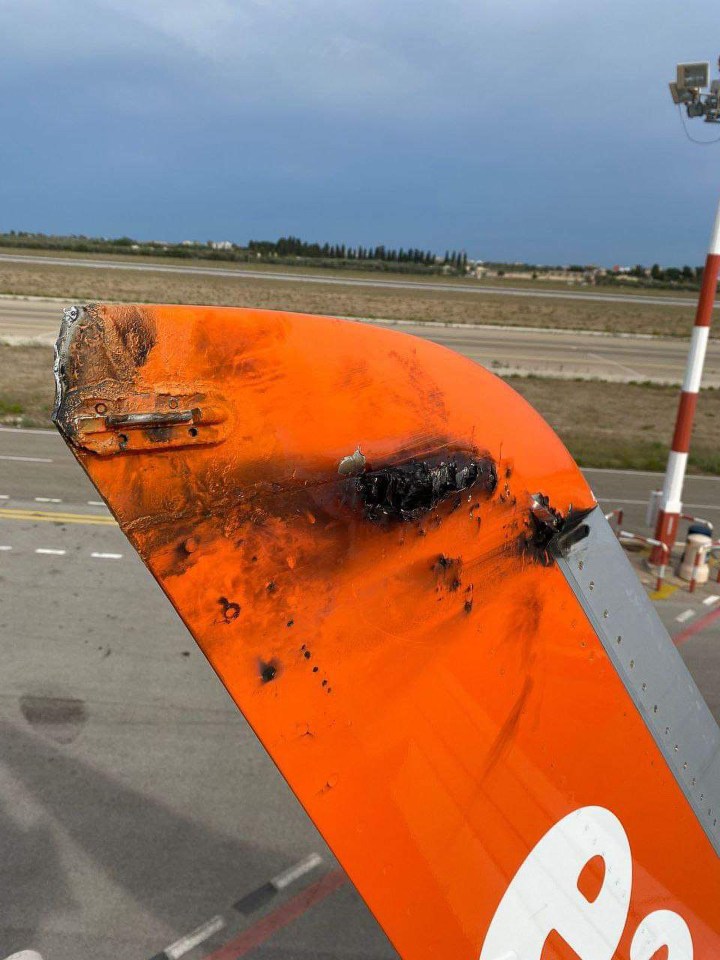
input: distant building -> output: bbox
[210,241,233,251]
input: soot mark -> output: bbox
[522,494,592,566]
[433,553,463,591]
[464,584,474,613]
[19,694,88,745]
[113,305,157,368]
[354,452,496,523]
[259,659,280,683]
[219,596,241,621]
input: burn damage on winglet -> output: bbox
[52,302,158,444]
[523,493,592,566]
[354,451,497,523]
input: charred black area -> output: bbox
[433,553,463,591]
[219,596,241,621]
[113,305,157,368]
[259,659,280,683]
[522,494,593,566]
[354,452,497,523]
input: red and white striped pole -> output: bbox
[651,202,720,564]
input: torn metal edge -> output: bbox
[52,303,87,435]
[555,505,720,856]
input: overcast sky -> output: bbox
[1,0,719,265]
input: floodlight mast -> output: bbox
[650,59,720,564]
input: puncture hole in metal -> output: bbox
[188,427,198,437]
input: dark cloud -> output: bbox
[0,0,717,263]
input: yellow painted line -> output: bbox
[650,583,679,601]
[0,507,117,526]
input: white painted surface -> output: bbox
[0,455,52,463]
[164,915,225,959]
[661,450,688,514]
[479,807,694,960]
[682,325,710,393]
[630,910,693,959]
[709,199,720,256]
[272,852,323,891]
[479,807,632,960]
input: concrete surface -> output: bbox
[1,428,720,959]
[3,297,720,385]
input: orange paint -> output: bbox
[54,304,720,958]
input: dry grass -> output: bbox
[0,344,54,426]
[510,376,720,473]
[0,259,709,339]
[3,343,718,473]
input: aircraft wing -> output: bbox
[53,303,720,959]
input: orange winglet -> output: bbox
[54,303,720,959]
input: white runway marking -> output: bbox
[595,496,720,511]
[34,497,62,503]
[0,425,56,435]
[0,495,8,500]
[163,915,225,959]
[0,545,12,551]
[703,595,720,606]
[90,552,123,560]
[35,548,66,556]
[271,852,323,891]
[0,455,52,463]
[87,500,104,506]
[676,609,695,623]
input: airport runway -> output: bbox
[0,253,710,307]
[3,296,720,385]
[2,427,720,959]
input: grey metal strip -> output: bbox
[555,505,720,856]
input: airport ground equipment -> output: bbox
[54,303,720,959]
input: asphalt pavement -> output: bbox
[2,428,720,959]
[3,297,720,385]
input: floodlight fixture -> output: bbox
[669,57,720,123]
[677,62,709,89]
